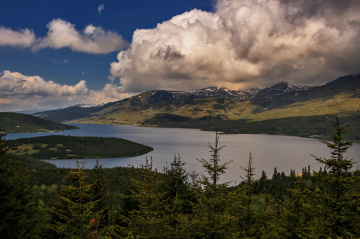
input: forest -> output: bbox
[1,118,359,238]
[7,135,153,159]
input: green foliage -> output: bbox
[0,133,41,238]
[62,75,360,139]
[0,112,78,133]
[52,162,96,238]
[163,154,194,214]
[8,135,153,159]
[2,118,360,238]
[52,161,118,238]
[312,117,354,175]
[197,130,233,198]
[311,118,360,237]
[125,157,173,238]
[238,153,259,237]
[275,178,316,238]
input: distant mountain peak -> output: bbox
[270,81,290,88]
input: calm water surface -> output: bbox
[6,124,360,183]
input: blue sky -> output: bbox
[1,0,360,112]
[0,0,214,90]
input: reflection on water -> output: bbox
[6,124,360,183]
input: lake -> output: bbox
[5,124,360,183]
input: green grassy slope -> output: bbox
[69,92,360,138]
[0,112,78,133]
[66,75,360,139]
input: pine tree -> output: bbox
[226,153,266,238]
[126,157,173,238]
[0,133,41,238]
[183,131,235,238]
[311,117,360,237]
[279,178,316,238]
[197,130,233,198]
[89,159,119,238]
[312,117,354,175]
[163,154,189,200]
[90,160,107,221]
[163,154,194,235]
[240,153,257,235]
[53,161,100,238]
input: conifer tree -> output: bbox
[163,154,189,200]
[278,178,315,238]
[197,130,232,198]
[184,131,235,238]
[0,133,41,239]
[89,159,119,238]
[311,117,360,237]
[240,153,256,234]
[126,157,173,238]
[162,155,196,237]
[90,160,107,221]
[227,153,266,238]
[53,161,101,238]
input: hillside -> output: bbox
[34,75,360,139]
[0,112,78,133]
[32,105,100,123]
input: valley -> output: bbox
[33,74,360,140]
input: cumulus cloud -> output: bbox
[33,19,129,54]
[0,27,35,47]
[98,3,105,15]
[0,71,132,112]
[0,71,88,96]
[110,0,360,91]
[0,19,128,54]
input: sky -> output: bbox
[1,0,360,112]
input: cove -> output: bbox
[6,124,360,183]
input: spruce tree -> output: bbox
[163,154,194,232]
[0,133,41,238]
[278,178,315,239]
[90,160,107,221]
[163,154,189,200]
[184,131,235,238]
[311,118,360,237]
[197,130,232,198]
[227,153,266,238]
[53,161,101,238]
[126,157,173,238]
[239,153,257,236]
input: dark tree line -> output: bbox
[1,118,360,238]
[7,135,153,159]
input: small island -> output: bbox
[7,135,153,159]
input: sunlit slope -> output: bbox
[247,93,360,122]
[68,95,359,141]
[69,98,260,124]
[67,74,360,138]
[70,90,359,124]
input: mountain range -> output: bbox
[33,74,360,139]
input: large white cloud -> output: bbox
[0,71,132,112]
[0,71,88,96]
[0,19,128,54]
[0,27,35,47]
[33,19,129,54]
[110,0,360,91]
